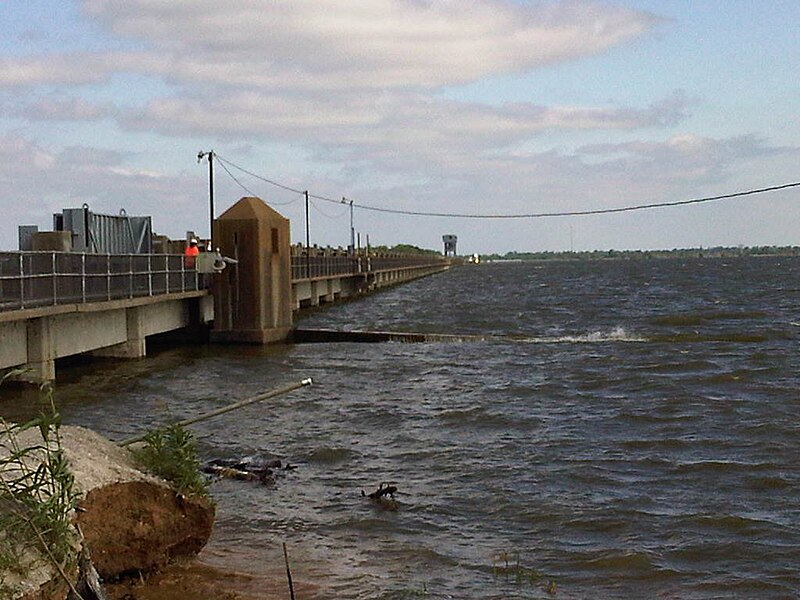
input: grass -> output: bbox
[0,377,81,597]
[493,550,557,596]
[130,421,209,498]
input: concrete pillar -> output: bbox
[211,197,292,344]
[93,307,146,358]
[23,317,55,383]
[309,281,320,307]
[322,280,335,303]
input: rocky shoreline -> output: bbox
[1,425,216,600]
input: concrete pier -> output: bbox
[0,291,212,383]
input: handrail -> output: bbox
[290,254,447,282]
[0,251,202,313]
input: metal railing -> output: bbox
[0,251,202,313]
[290,253,448,281]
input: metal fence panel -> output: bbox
[0,251,200,312]
[59,207,152,254]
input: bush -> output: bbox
[131,422,209,498]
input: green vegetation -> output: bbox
[0,379,80,597]
[131,422,209,498]
[492,551,557,596]
[370,243,441,256]
[483,245,800,262]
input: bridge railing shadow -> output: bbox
[0,251,203,312]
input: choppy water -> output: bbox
[2,256,799,599]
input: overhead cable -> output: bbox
[217,159,257,198]
[215,154,301,206]
[213,154,800,219]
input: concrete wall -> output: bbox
[0,321,27,369]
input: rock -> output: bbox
[1,425,215,598]
[61,426,215,579]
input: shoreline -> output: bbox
[104,548,318,600]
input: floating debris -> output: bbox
[361,482,400,510]
[203,456,296,485]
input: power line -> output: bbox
[350,182,800,219]
[310,199,349,220]
[217,158,258,198]
[212,154,800,219]
[215,154,301,205]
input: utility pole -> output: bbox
[197,150,214,248]
[304,190,310,279]
[342,197,355,255]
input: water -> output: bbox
[2,256,799,598]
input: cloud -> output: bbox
[2,1,657,91]
[575,133,794,183]
[0,54,112,86]
[9,95,116,121]
[117,90,690,170]
[77,0,657,90]
[0,0,672,171]
[0,134,207,248]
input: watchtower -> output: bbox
[442,235,458,257]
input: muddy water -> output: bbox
[2,256,799,599]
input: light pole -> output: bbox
[197,150,215,248]
[342,196,354,255]
[304,190,310,279]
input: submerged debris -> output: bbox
[203,456,296,485]
[361,482,400,510]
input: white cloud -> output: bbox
[0,134,207,248]
[10,95,115,121]
[77,0,657,90]
[1,1,657,91]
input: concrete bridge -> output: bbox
[0,197,451,381]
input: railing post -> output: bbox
[129,255,134,298]
[81,253,86,303]
[165,255,170,295]
[52,252,57,305]
[19,254,24,309]
[106,254,111,301]
[147,255,152,293]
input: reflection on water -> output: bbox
[2,256,799,599]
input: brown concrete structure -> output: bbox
[31,231,72,251]
[211,197,292,344]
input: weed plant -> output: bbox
[0,379,80,597]
[492,550,557,596]
[131,422,209,498]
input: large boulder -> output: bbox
[2,425,214,598]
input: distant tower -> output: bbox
[442,234,458,257]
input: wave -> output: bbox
[651,310,769,327]
[516,326,648,344]
[680,512,777,533]
[303,446,357,464]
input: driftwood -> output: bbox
[361,482,400,510]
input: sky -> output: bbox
[1,0,799,255]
